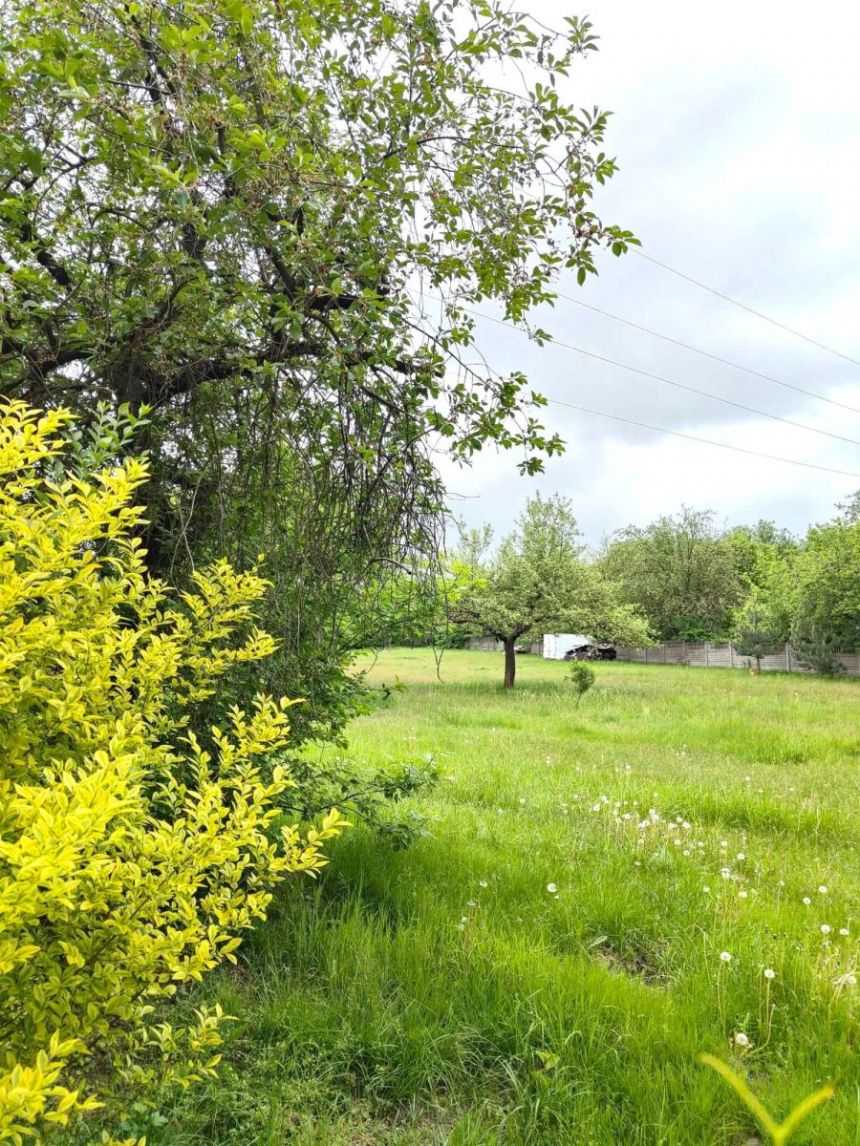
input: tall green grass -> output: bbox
[120,652,860,1144]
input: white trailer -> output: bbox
[542,633,591,660]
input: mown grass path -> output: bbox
[152,651,860,1144]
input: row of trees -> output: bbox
[350,499,860,680]
[599,504,860,673]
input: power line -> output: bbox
[633,249,860,369]
[545,397,860,480]
[449,301,860,450]
[552,291,860,417]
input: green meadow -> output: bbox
[132,650,860,1144]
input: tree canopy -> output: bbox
[456,495,650,687]
[0,0,635,735]
[600,507,745,642]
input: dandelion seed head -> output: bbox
[821,924,831,935]
[720,951,732,963]
[733,1031,750,1047]
[802,896,811,906]
[763,968,776,980]
[546,882,558,894]
[818,885,828,894]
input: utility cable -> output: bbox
[439,299,860,450]
[632,249,860,369]
[551,291,860,417]
[544,397,860,480]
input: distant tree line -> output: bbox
[348,495,860,679]
[599,501,860,674]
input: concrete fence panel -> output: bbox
[614,642,860,676]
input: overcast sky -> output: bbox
[438,0,860,548]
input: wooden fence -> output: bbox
[613,641,860,675]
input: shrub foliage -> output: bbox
[568,660,596,704]
[0,402,346,1143]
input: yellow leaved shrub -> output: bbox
[0,401,347,1143]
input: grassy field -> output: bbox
[132,650,859,1144]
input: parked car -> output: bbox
[563,642,617,661]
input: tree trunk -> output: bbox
[503,637,516,690]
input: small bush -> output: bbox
[0,402,347,1143]
[568,660,596,705]
[791,624,846,677]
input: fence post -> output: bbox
[786,642,792,673]
[730,643,734,668]
[705,643,710,668]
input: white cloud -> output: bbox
[446,0,860,544]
